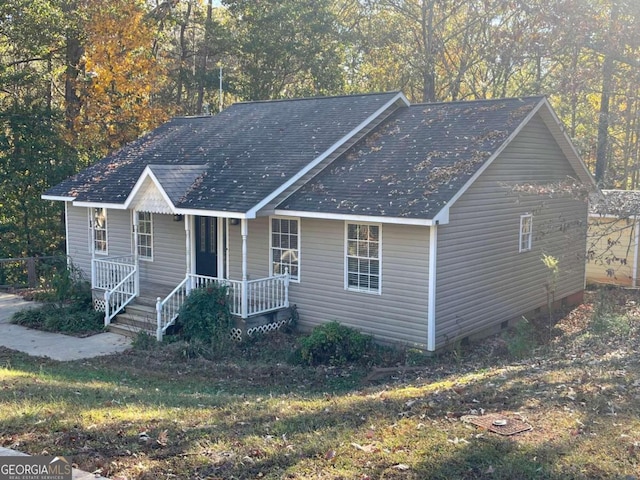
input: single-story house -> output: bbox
[587,189,640,287]
[43,92,595,351]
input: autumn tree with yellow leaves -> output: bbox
[76,0,172,156]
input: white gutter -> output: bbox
[273,209,445,226]
[427,224,438,352]
[73,201,128,210]
[42,195,74,202]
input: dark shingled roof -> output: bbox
[44,92,401,212]
[147,165,207,206]
[277,96,544,219]
[590,189,640,217]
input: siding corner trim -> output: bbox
[428,225,437,352]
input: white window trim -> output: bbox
[519,214,533,253]
[344,222,382,295]
[137,211,154,261]
[91,207,108,255]
[269,216,300,282]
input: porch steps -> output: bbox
[107,291,167,338]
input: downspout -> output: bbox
[633,218,639,288]
[241,218,248,318]
[427,224,438,352]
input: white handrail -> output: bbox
[154,272,290,341]
[104,268,137,326]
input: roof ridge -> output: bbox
[234,91,402,105]
[412,96,545,108]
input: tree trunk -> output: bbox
[196,0,213,114]
[177,1,193,109]
[420,0,436,102]
[595,0,619,185]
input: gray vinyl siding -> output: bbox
[65,207,131,276]
[66,205,92,279]
[66,207,186,288]
[137,213,187,286]
[227,217,430,347]
[290,219,429,347]
[106,210,133,258]
[228,217,271,280]
[434,114,587,348]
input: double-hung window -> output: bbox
[519,214,533,252]
[271,217,299,280]
[345,223,381,294]
[137,212,153,260]
[92,207,108,254]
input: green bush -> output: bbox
[35,262,92,309]
[12,263,103,336]
[502,317,537,359]
[177,285,233,345]
[12,304,103,335]
[295,321,373,366]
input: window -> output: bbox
[346,223,381,293]
[137,212,153,260]
[271,217,299,280]
[92,208,107,254]
[519,214,533,252]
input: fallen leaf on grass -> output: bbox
[156,430,168,447]
[447,437,470,445]
[393,464,410,470]
[351,443,379,453]
[324,449,336,460]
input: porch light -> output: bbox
[229,218,240,226]
[173,214,183,222]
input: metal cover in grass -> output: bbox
[461,413,532,436]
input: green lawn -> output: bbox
[1,289,640,479]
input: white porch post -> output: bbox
[241,218,248,319]
[90,208,96,288]
[132,211,140,296]
[185,215,193,293]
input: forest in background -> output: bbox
[1,0,639,258]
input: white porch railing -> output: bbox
[104,269,137,326]
[92,255,137,326]
[92,255,136,290]
[155,272,290,341]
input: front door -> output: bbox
[195,216,217,277]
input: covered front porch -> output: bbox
[91,213,290,341]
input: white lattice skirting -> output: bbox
[94,298,106,312]
[230,318,293,342]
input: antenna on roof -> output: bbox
[219,65,223,113]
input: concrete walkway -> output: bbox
[0,292,131,361]
[0,446,109,479]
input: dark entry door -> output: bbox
[195,216,217,277]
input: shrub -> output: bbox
[35,263,92,309]
[177,285,233,345]
[13,304,103,335]
[502,317,537,359]
[295,321,373,366]
[12,263,103,336]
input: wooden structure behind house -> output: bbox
[43,92,596,350]
[587,190,640,287]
